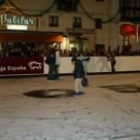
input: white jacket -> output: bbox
[55,50,60,65]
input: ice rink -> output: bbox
[0,73,140,140]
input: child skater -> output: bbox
[72,53,85,95]
[79,51,90,87]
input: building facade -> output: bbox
[119,0,140,54]
[0,0,121,54]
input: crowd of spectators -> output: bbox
[0,42,46,58]
[0,42,140,58]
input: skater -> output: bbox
[79,51,90,86]
[107,51,116,73]
[45,47,56,81]
[72,53,85,95]
[54,44,61,80]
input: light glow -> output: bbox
[6,24,28,30]
[61,37,67,50]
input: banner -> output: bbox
[0,57,44,75]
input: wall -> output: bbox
[44,56,140,74]
[38,0,113,51]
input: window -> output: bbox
[136,0,140,8]
[57,0,78,11]
[96,0,104,2]
[120,0,140,21]
[95,18,102,29]
[49,16,59,27]
[73,17,82,28]
[121,0,135,7]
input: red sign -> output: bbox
[0,57,44,75]
[120,24,136,35]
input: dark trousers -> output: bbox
[54,65,60,79]
[111,61,116,73]
[47,64,56,80]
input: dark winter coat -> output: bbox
[73,59,85,78]
[46,49,56,65]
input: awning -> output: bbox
[120,24,136,35]
[0,31,63,42]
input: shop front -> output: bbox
[0,12,63,76]
[65,28,95,52]
[0,31,63,76]
[0,12,64,76]
[119,22,140,55]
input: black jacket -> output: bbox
[73,59,85,78]
[46,49,56,65]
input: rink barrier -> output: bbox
[1,56,140,77]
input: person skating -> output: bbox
[72,52,85,95]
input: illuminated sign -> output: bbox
[1,13,36,26]
[6,24,28,30]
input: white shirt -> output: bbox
[55,50,60,65]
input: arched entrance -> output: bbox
[119,23,140,55]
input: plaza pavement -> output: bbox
[0,73,140,140]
